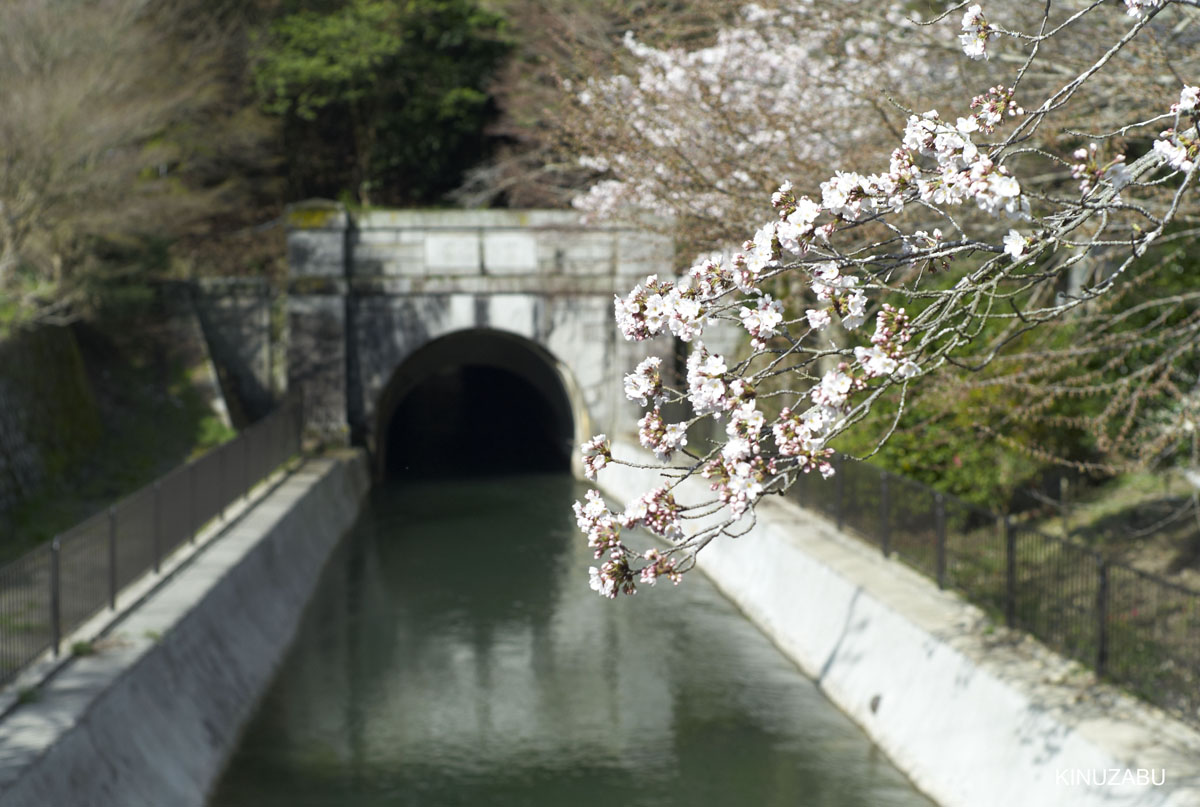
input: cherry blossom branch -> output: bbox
[570,0,1200,598]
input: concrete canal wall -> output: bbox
[0,451,370,807]
[599,440,1200,807]
[4,434,1197,807]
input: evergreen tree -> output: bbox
[254,0,511,205]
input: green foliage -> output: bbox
[832,266,1098,509]
[254,0,512,205]
[838,233,1200,511]
[193,412,237,457]
[256,0,404,120]
[837,385,1042,510]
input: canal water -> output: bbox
[209,474,934,807]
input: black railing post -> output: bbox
[935,492,946,589]
[243,430,250,499]
[836,455,845,530]
[1096,555,1110,678]
[1004,515,1016,628]
[108,507,118,610]
[287,401,294,458]
[219,443,227,520]
[50,538,61,658]
[880,471,890,557]
[189,462,198,545]
[153,480,162,574]
[295,398,302,456]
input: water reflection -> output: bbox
[210,475,933,807]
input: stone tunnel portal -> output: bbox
[378,330,576,478]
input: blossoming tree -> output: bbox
[564,1,954,251]
[572,0,1200,598]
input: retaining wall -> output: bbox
[599,440,1200,807]
[0,451,370,807]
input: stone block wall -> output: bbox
[284,202,673,454]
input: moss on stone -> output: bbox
[286,205,343,230]
[288,276,344,295]
[0,326,102,501]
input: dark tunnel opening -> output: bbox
[383,361,573,479]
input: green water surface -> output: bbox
[208,474,934,807]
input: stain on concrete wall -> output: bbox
[192,279,279,423]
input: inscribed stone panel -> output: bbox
[483,232,539,274]
[424,232,481,274]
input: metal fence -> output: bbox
[789,454,1200,728]
[0,400,302,686]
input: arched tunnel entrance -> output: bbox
[377,330,576,478]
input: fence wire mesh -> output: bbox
[159,466,194,560]
[58,513,111,635]
[0,400,300,685]
[1106,565,1200,718]
[0,549,52,684]
[792,454,1200,728]
[889,475,939,580]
